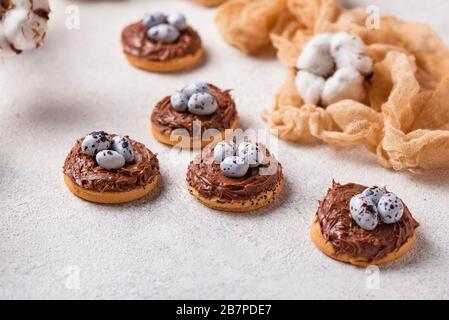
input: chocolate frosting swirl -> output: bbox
[151,84,238,135]
[186,145,283,201]
[121,22,202,61]
[316,181,419,261]
[63,135,160,193]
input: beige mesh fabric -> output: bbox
[215,0,449,170]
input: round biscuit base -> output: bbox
[124,48,204,73]
[151,116,239,149]
[64,174,160,204]
[310,220,417,267]
[188,179,284,213]
[193,0,227,6]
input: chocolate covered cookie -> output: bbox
[121,11,203,73]
[63,131,160,204]
[311,181,419,267]
[151,82,239,149]
[187,141,284,212]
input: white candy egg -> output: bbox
[237,142,265,168]
[143,11,167,29]
[147,24,180,44]
[350,194,379,231]
[377,193,404,224]
[330,32,364,56]
[82,131,111,156]
[213,141,237,163]
[96,150,126,171]
[167,13,187,31]
[321,67,365,107]
[295,70,325,105]
[188,92,218,116]
[296,33,335,78]
[111,136,135,164]
[170,91,189,112]
[220,156,249,178]
[182,82,209,98]
[362,186,386,204]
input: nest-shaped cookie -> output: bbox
[216,0,449,171]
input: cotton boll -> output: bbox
[321,67,365,107]
[334,50,373,75]
[355,55,374,75]
[1,0,50,52]
[296,33,335,77]
[0,28,12,53]
[301,33,333,56]
[2,9,28,42]
[331,32,364,56]
[295,71,325,106]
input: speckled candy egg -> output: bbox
[167,13,187,31]
[187,92,218,116]
[213,141,236,163]
[349,194,379,231]
[182,82,209,97]
[362,186,386,204]
[143,11,167,29]
[111,136,135,164]
[96,150,126,171]
[377,193,404,224]
[82,131,111,156]
[147,24,180,44]
[170,91,189,112]
[220,156,249,178]
[237,143,265,168]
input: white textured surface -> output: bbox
[1,0,449,300]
